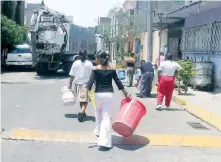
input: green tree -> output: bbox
[90,25,99,34]
[176,60,193,94]
[103,28,111,51]
[1,14,28,47]
[108,6,145,60]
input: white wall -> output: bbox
[153,29,168,62]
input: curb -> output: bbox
[172,94,221,132]
[153,86,221,132]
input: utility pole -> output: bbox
[158,13,163,67]
[147,0,153,62]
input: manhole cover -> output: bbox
[187,122,210,130]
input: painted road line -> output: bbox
[173,94,221,131]
[2,128,221,148]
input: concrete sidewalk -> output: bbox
[116,67,221,132]
[170,88,221,131]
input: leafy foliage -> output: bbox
[108,6,146,59]
[176,60,193,84]
[176,60,193,94]
[103,29,111,43]
[1,14,28,46]
[116,49,139,65]
[116,48,126,61]
[91,25,99,34]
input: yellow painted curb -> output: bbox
[153,86,221,131]
[172,94,186,105]
[2,128,221,148]
[173,94,221,131]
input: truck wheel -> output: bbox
[63,62,73,74]
[35,63,43,75]
[35,63,48,75]
[48,69,57,75]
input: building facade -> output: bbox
[152,0,221,87]
[24,2,41,27]
[122,0,186,63]
[98,17,111,34]
[180,1,221,87]
[110,0,186,62]
[66,16,74,23]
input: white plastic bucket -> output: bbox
[61,86,75,106]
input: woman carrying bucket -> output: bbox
[125,52,136,87]
[85,51,131,148]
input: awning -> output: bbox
[153,0,221,30]
[153,15,184,30]
[166,1,221,18]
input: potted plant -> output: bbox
[176,60,193,95]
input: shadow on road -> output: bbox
[156,108,184,111]
[34,71,69,80]
[1,66,69,81]
[64,114,95,122]
[112,134,150,151]
[135,93,157,99]
[177,93,196,96]
[87,134,149,151]
[149,93,157,98]
[1,67,69,80]
[1,67,34,74]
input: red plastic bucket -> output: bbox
[112,98,147,137]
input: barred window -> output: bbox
[181,22,221,54]
[211,21,221,54]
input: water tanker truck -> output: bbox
[28,3,103,75]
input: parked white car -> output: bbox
[6,44,33,68]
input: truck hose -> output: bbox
[51,55,54,63]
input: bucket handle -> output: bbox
[121,98,132,108]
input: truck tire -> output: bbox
[35,62,49,75]
[63,62,73,74]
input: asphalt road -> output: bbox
[1,68,221,162]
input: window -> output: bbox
[181,22,221,54]
[9,47,31,54]
[130,9,134,15]
[130,21,134,26]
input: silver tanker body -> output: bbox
[28,4,97,75]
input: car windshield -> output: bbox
[9,47,31,54]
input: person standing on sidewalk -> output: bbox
[154,52,165,85]
[135,60,154,98]
[86,51,131,148]
[155,52,165,68]
[125,52,136,87]
[68,51,93,122]
[156,53,182,110]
